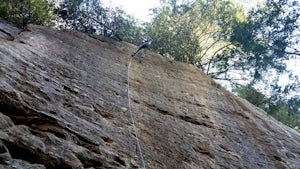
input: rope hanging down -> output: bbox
[127,58,147,169]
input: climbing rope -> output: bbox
[127,58,147,169]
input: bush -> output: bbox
[0,0,54,27]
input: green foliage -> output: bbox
[234,86,269,110]
[267,98,300,129]
[235,86,300,131]
[226,0,300,86]
[212,1,300,128]
[148,5,199,63]
[148,0,245,68]
[55,0,144,43]
[111,12,146,45]
[0,0,54,27]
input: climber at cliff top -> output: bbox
[131,38,151,63]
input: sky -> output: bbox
[101,0,266,22]
[101,0,160,22]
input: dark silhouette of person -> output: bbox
[132,39,151,62]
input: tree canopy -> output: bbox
[54,0,145,44]
[147,0,245,67]
[0,0,54,27]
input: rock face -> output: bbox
[0,20,300,169]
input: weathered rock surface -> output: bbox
[0,18,21,41]
[0,20,300,169]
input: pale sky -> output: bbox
[101,0,266,22]
[101,0,160,22]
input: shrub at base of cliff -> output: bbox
[235,86,300,132]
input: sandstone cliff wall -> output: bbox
[0,21,300,169]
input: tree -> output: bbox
[110,10,146,45]
[147,0,245,66]
[217,0,300,90]
[54,0,144,43]
[212,0,300,130]
[234,86,269,110]
[235,86,300,130]
[148,3,199,63]
[0,0,54,27]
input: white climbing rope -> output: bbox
[127,58,147,169]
